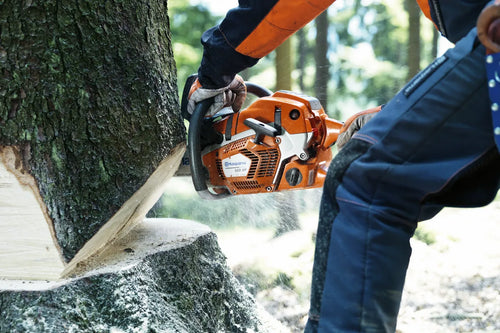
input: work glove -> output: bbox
[337,106,382,149]
[187,75,247,118]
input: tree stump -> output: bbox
[0,219,284,332]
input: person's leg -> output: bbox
[305,140,372,332]
[305,29,500,332]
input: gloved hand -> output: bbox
[187,75,247,118]
[337,106,382,149]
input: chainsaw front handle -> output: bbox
[245,82,272,97]
[188,97,232,199]
[477,1,500,54]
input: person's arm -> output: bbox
[198,0,334,88]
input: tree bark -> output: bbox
[0,0,185,273]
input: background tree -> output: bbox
[315,10,330,109]
[406,0,421,79]
[275,39,293,91]
[323,0,408,115]
[296,28,309,92]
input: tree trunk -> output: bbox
[296,28,308,92]
[431,27,440,59]
[407,0,421,80]
[275,38,292,91]
[0,0,185,278]
[314,10,329,109]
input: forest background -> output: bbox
[159,0,448,233]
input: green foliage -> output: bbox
[414,226,437,245]
[272,272,294,290]
[327,0,410,112]
[168,2,221,93]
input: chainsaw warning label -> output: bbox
[222,154,251,178]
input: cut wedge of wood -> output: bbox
[0,146,64,280]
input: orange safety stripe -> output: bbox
[234,0,335,58]
[416,0,432,22]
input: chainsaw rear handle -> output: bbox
[188,81,272,199]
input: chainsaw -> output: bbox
[177,75,344,199]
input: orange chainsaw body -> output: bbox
[200,91,343,196]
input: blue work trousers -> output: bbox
[305,28,500,332]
